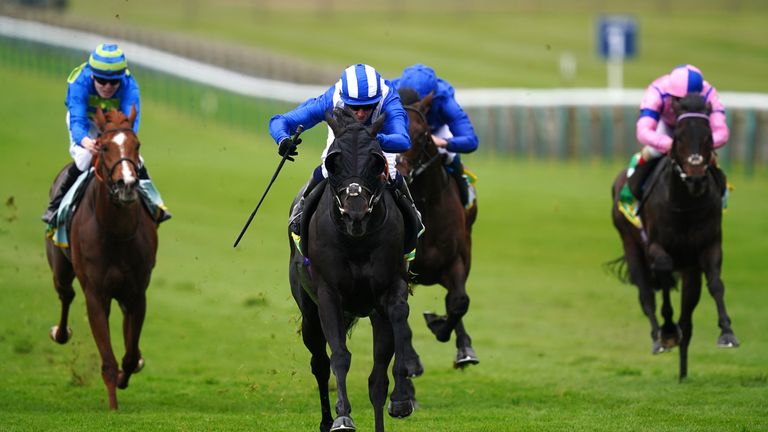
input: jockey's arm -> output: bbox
[269,88,334,145]
[377,97,411,153]
[120,80,141,134]
[636,86,672,153]
[441,97,479,153]
[706,87,730,149]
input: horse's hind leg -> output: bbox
[301,304,333,432]
[117,295,147,390]
[701,245,739,348]
[46,243,75,344]
[678,269,703,381]
[427,260,469,343]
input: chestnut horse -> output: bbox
[46,107,158,409]
[288,107,422,432]
[397,89,479,368]
[609,94,738,380]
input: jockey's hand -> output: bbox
[81,137,100,155]
[278,137,300,162]
[432,135,449,148]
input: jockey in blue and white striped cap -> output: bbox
[269,63,410,181]
[339,63,383,106]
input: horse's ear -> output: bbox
[419,91,435,114]
[128,105,137,126]
[371,112,386,136]
[94,107,106,129]
[672,97,683,116]
[325,109,342,136]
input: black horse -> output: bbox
[397,89,479,368]
[609,93,739,381]
[288,107,422,432]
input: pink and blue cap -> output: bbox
[668,64,704,98]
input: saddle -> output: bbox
[47,169,94,248]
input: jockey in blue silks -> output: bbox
[391,64,479,206]
[269,63,422,246]
[42,43,170,225]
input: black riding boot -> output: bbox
[42,163,82,224]
[289,175,319,235]
[447,156,469,207]
[390,176,424,256]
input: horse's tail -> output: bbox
[603,255,632,285]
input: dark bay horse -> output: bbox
[288,107,422,432]
[397,90,479,368]
[46,107,158,409]
[609,94,738,380]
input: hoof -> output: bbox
[652,340,672,355]
[49,325,72,344]
[388,399,414,419]
[423,312,449,342]
[659,326,682,349]
[454,346,480,369]
[717,333,740,348]
[406,356,424,378]
[330,416,355,432]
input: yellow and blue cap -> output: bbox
[88,43,127,79]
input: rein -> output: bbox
[403,106,442,179]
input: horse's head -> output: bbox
[398,89,439,181]
[324,107,388,237]
[670,94,714,196]
[93,106,141,204]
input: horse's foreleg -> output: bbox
[700,245,739,348]
[453,320,479,368]
[369,312,394,431]
[385,281,419,419]
[316,283,354,430]
[433,259,469,343]
[659,284,682,350]
[678,269,703,381]
[84,290,119,410]
[117,295,147,390]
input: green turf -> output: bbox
[1,61,767,431]
[57,0,768,91]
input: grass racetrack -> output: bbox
[1,62,767,430]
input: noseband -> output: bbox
[671,112,711,182]
[93,127,141,196]
[333,181,383,216]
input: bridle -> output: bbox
[92,127,141,197]
[332,180,384,216]
[670,112,711,183]
[401,105,442,180]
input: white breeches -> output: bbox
[434,125,456,163]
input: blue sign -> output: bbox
[597,15,637,59]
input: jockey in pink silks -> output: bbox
[618,64,730,225]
